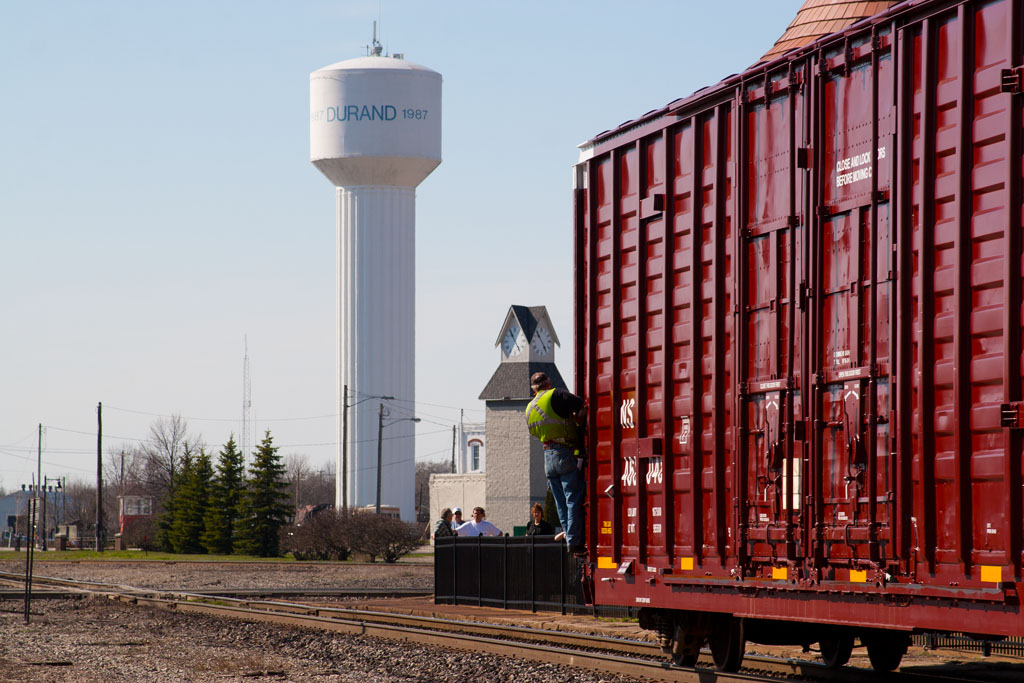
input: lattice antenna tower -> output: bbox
[242,336,252,463]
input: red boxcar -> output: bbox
[574,0,1024,672]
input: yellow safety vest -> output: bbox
[525,389,578,445]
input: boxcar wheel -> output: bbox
[672,651,700,668]
[863,633,909,673]
[670,624,702,667]
[708,616,745,672]
[818,634,853,668]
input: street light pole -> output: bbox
[376,403,384,515]
[343,391,394,512]
[375,404,420,515]
[341,384,348,511]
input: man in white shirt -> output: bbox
[455,506,502,536]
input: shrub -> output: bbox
[347,514,423,563]
[280,509,353,561]
[280,508,422,563]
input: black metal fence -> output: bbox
[434,535,589,614]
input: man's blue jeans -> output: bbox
[544,444,584,548]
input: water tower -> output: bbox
[310,42,441,521]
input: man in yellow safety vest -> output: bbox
[525,372,587,555]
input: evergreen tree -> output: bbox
[202,435,246,554]
[155,495,176,552]
[155,448,189,552]
[169,446,212,554]
[235,430,290,557]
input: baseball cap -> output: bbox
[453,507,462,513]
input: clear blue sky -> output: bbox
[0,1,803,490]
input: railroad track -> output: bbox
[0,572,1000,683]
[0,570,430,599]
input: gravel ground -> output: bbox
[0,560,433,592]
[5,560,1018,681]
[0,561,649,682]
[0,598,647,682]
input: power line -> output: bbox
[384,404,453,429]
[352,447,452,472]
[390,396,485,413]
[274,427,450,450]
[104,395,484,424]
[106,405,337,423]
[44,426,147,442]
[0,448,94,474]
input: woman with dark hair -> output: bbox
[525,502,555,536]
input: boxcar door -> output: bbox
[738,68,808,579]
[812,29,895,576]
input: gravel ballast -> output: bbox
[0,560,434,592]
[0,561,649,682]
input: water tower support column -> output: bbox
[337,185,416,517]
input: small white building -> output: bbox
[428,418,486,528]
[428,472,487,538]
[456,422,486,473]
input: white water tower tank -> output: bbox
[310,54,442,521]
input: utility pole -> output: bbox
[60,476,66,531]
[39,481,47,552]
[25,424,41,623]
[451,425,456,473]
[376,405,419,515]
[23,480,36,624]
[36,424,41,547]
[376,403,385,515]
[345,389,393,512]
[96,402,103,552]
[341,384,348,510]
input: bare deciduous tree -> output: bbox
[415,461,449,522]
[63,480,98,530]
[284,453,313,510]
[140,415,200,497]
[103,445,146,497]
[305,462,335,506]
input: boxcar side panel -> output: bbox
[578,0,1024,637]
[904,0,1024,588]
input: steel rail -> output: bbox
[115,595,998,683]
[3,573,993,683]
[0,571,429,598]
